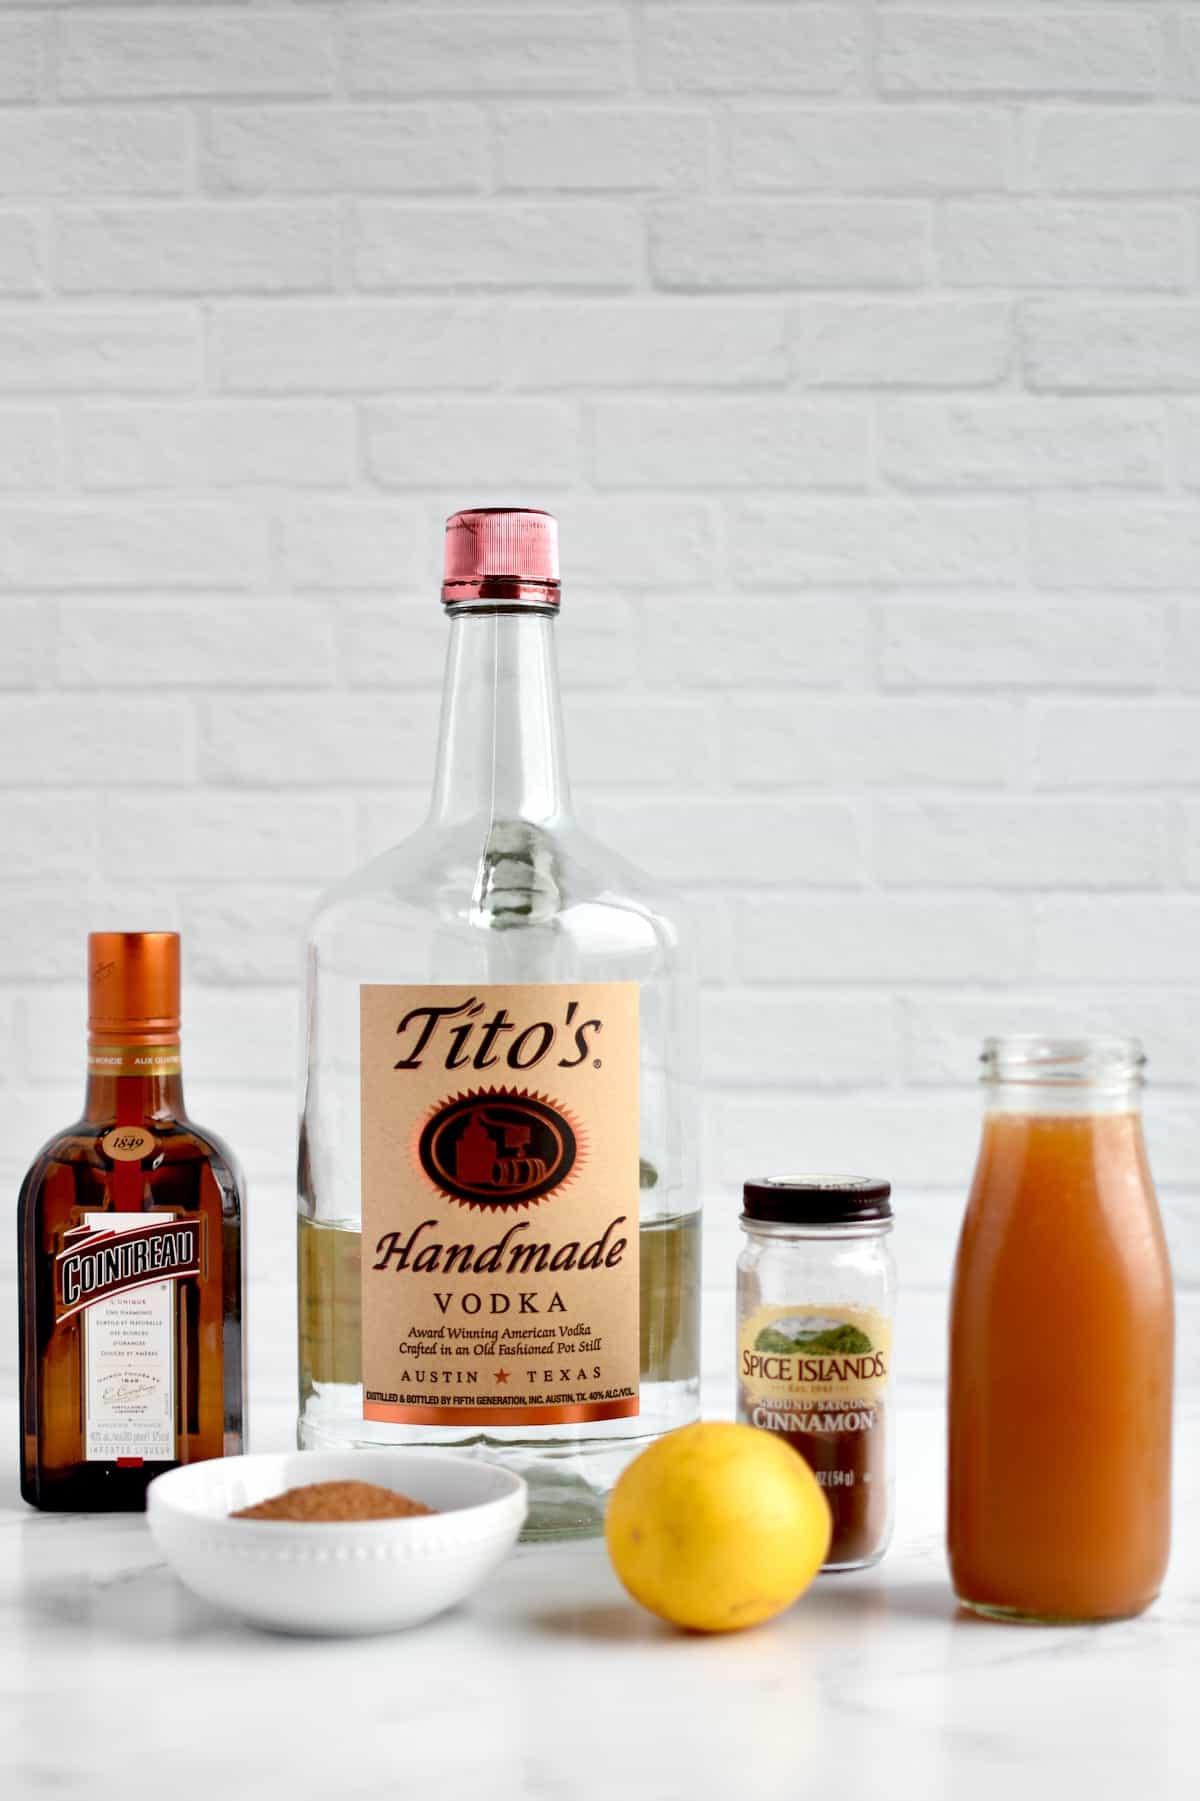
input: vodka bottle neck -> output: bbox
[428,608,572,829]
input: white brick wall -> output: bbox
[2,3,1199,1415]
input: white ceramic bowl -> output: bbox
[146,1450,527,1636]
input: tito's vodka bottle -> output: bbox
[298,508,700,1536]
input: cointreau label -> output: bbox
[360,983,640,1427]
[55,1214,204,1324]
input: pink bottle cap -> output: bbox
[442,508,560,608]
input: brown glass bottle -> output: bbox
[18,932,245,1511]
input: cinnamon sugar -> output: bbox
[231,1479,433,1522]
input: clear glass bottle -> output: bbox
[736,1177,895,1571]
[949,1036,1173,1622]
[298,508,700,1538]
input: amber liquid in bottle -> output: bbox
[948,1039,1173,1622]
[18,933,245,1511]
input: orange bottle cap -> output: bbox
[88,932,181,1043]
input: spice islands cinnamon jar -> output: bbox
[736,1177,895,1572]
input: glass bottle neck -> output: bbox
[984,1084,1141,1119]
[980,1036,1145,1118]
[83,1055,186,1125]
[427,607,572,830]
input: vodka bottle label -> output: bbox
[360,980,641,1427]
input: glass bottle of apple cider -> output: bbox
[948,1036,1173,1622]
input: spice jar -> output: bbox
[736,1177,895,1572]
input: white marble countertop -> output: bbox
[2,1403,1196,1801]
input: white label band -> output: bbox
[82,1213,176,1464]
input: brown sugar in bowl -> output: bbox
[232,1479,434,1523]
[146,1450,527,1635]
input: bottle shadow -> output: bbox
[819,1578,1043,1629]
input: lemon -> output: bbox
[606,1421,832,1633]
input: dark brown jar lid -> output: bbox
[742,1176,893,1226]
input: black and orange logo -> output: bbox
[417,1087,581,1210]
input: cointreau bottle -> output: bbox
[18,932,245,1510]
[298,508,701,1537]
